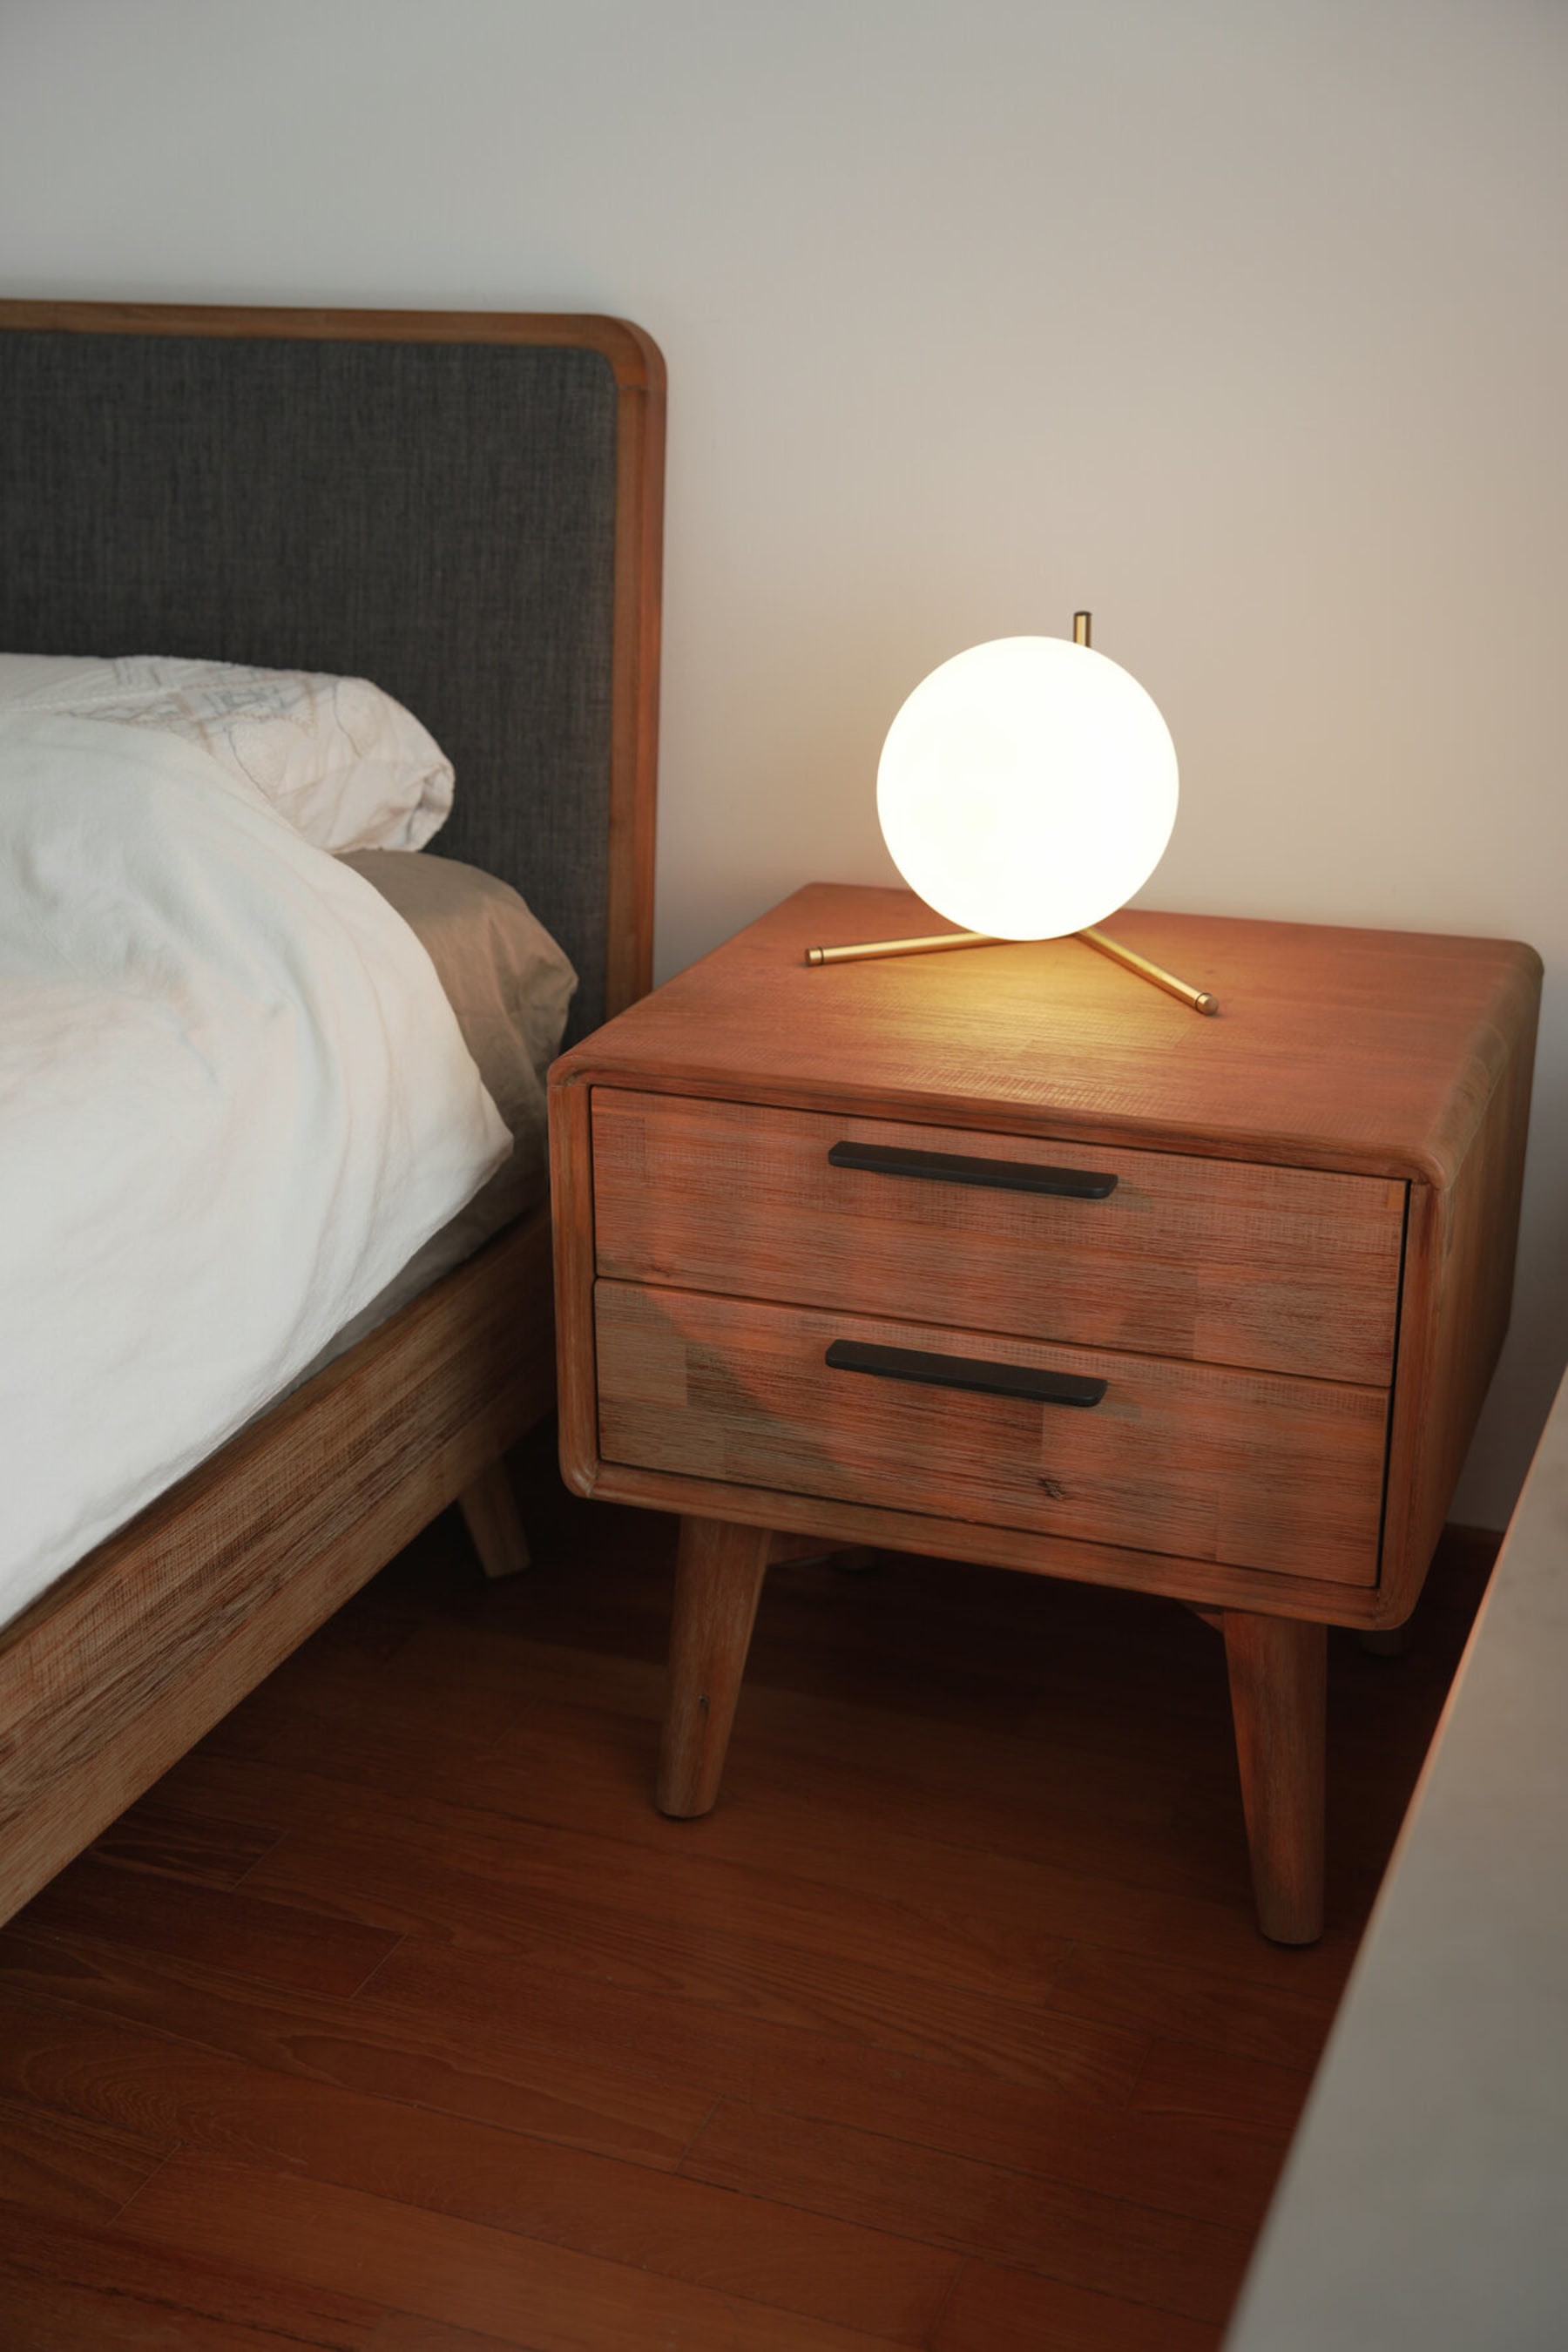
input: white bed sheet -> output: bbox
[0,713,510,1626]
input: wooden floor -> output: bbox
[0,1425,1494,2352]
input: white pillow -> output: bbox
[0,653,453,853]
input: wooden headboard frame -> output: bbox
[0,304,664,1924]
[0,301,665,1029]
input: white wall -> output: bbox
[3,0,1565,1526]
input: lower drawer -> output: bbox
[595,1282,1389,1586]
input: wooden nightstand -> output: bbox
[549,885,1540,1942]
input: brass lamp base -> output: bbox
[804,924,1219,1016]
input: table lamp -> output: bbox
[808,613,1216,1014]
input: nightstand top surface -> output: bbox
[552,886,1540,1185]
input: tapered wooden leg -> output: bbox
[1221,1611,1327,1945]
[658,1516,772,1818]
[457,1457,531,1580]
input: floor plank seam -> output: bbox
[676,2091,723,2166]
[720,2086,1269,2240]
[119,2150,947,2351]
[1,1975,739,2181]
[222,1825,292,1890]
[673,2132,1250,2317]
[347,1934,409,2003]
[921,2252,966,2349]
[341,1909,1136,2082]
[1121,2022,1163,2116]
[1059,2011,1334,2078]
[108,2139,179,2226]
[12,1949,1214,2226]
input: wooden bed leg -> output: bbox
[658,1516,772,1818]
[1221,1611,1327,1945]
[457,1457,531,1580]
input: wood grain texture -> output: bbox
[15,1858,400,1997]
[0,2085,170,2225]
[0,1983,958,2344]
[0,2206,386,2351]
[657,1515,773,1815]
[89,1801,280,1891]
[0,1927,713,2176]
[551,884,1540,1185]
[432,1674,1355,1998]
[1050,1947,1336,2075]
[596,1284,1388,1585]
[363,1925,1143,2111]
[117,2152,916,2352]
[0,1205,554,1928]
[679,2099,1248,2326]
[366,2322,524,2352]
[593,1088,1405,1384]
[1220,1614,1328,1944]
[740,2031,1289,2234]
[241,1814,1098,2083]
[931,2261,1223,2352]
[141,1624,1356,1991]
[1130,2040,1315,2141]
[0,1499,1493,2349]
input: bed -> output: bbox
[0,300,664,1923]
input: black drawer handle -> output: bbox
[826,1338,1106,1409]
[828,1141,1116,1200]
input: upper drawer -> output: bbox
[591,1089,1407,1385]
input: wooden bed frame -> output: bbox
[0,302,664,1923]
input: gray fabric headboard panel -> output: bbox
[0,328,618,1041]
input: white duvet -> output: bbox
[0,713,511,1624]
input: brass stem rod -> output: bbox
[804,923,1219,1014]
[1077,927,1219,1015]
[805,929,997,966]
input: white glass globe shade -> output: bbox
[876,636,1179,940]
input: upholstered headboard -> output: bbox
[0,302,663,1042]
